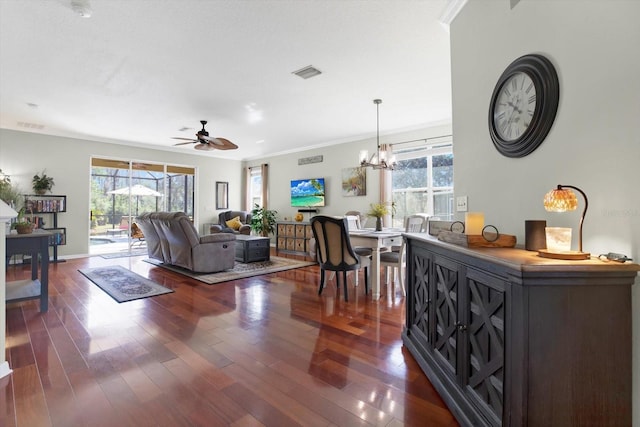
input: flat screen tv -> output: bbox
[290,178,325,207]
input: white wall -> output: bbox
[244,124,452,224]
[0,129,242,256]
[451,0,640,421]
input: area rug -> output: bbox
[144,256,316,285]
[100,249,148,259]
[79,265,174,302]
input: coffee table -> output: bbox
[234,235,270,263]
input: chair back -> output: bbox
[218,210,252,225]
[345,215,361,230]
[405,214,427,233]
[345,210,365,225]
[310,216,360,273]
[135,213,163,261]
[119,216,130,230]
[131,222,144,239]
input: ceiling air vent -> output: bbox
[292,65,322,80]
[17,121,45,130]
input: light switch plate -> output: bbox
[456,196,468,212]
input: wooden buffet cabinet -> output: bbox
[276,221,313,255]
[402,233,639,427]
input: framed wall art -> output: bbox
[341,167,366,197]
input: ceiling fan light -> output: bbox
[194,143,213,151]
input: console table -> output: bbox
[403,233,639,427]
[5,231,52,312]
[276,221,313,255]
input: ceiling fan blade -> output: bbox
[210,137,238,150]
[174,121,238,151]
[173,140,196,146]
[172,137,197,141]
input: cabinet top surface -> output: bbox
[6,230,53,239]
[235,234,270,242]
[405,233,640,274]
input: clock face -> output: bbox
[488,54,559,158]
[493,72,536,142]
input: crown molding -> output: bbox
[439,0,468,27]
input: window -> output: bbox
[246,164,269,209]
[248,167,263,208]
[90,157,195,255]
[390,136,453,227]
[165,165,195,216]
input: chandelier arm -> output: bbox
[358,98,396,170]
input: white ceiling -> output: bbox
[0,0,452,161]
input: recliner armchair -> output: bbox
[210,210,252,235]
[135,211,236,273]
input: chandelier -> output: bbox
[359,99,397,170]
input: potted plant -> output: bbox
[12,207,34,234]
[250,204,278,237]
[32,170,54,195]
[367,202,389,231]
[0,169,22,207]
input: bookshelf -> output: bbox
[23,194,66,263]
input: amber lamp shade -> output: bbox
[539,184,590,260]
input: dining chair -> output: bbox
[380,214,427,296]
[129,222,145,248]
[310,215,370,302]
[345,210,366,227]
[345,214,373,258]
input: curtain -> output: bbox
[244,167,251,211]
[379,144,392,227]
[261,163,269,208]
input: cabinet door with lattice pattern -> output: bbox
[432,255,461,379]
[406,245,433,344]
[462,267,505,426]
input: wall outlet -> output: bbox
[456,196,468,212]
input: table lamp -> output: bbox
[539,184,590,260]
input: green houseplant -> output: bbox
[367,202,389,231]
[250,204,278,237]
[12,207,34,234]
[0,169,22,207]
[32,170,55,195]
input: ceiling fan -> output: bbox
[172,120,238,151]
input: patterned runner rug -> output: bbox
[79,265,174,302]
[144,256,316,285]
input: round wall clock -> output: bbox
[488,54,559,158]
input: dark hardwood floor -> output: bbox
[2,250,457,427]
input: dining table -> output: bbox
[349,228,403,300]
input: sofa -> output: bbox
[210,210,252,235]
[135,211,236,273]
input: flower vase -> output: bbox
[375,217,382,231]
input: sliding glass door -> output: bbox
[89,158,195,256]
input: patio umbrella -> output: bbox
[108,184,162,216]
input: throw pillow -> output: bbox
[226,216,242,231]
